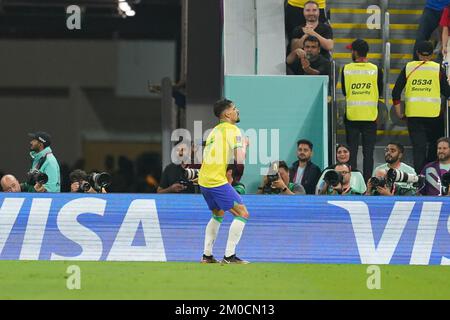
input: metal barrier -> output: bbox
[330,59,337,164]
[383,42,391,105]
[380,0,391,108]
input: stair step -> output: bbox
[334,38,415,45]
[332,53,412,59]
[331,23,418,30]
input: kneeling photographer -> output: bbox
[257,161,305,195]
[318,163,362,195]
[366,168,424,196]
[157,141,199,194]
[369,143,422,196]
[420,137,450,196]
[69,169,110,193]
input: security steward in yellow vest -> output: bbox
[341,39,383,182]
[392,41,450,173]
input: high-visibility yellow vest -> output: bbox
[344,62,379,121]
[288,0,326,9]
[405,61,441,118]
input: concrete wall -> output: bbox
[0,39,175,179]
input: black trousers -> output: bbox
[345,119,377,182]
[407,116,444,173]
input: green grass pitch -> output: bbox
[0,261,449,299]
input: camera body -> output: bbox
[70,170,111,193]
[262,162,282,194]
[368,176,388,188]
[323,170,343,187]
[26,169,48,185]
[89,172,112,192]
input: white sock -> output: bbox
[203,218,221,256]
[225,218,246,258]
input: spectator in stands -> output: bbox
[414,0,450,60]
[285,0,328,39]
[420,137,450,195]
[0,174,22,192]
[226,164,246,195]
[157,141,198,194]
[369,142,418,196]
[318,163,361,195]
[286,35,330,75]
[258,160,305,195]
[341,39,383,182]
[27,131,61,193]
[315,144,366,194]
[392,41,450,173]
[289,139,321,194]
[290,1,333,60]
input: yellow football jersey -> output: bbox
[198,121,243,188]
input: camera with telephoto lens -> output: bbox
[88,172,112,192]
[368,176,388,188]
[27,169,48,185]
[441,171,450,195]
[387,168,425,189]
[323,170,343,187]
[183,168,200,181]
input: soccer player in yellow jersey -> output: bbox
[198,99,250,264]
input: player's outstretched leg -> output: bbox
[222,204,250,264]
[201,209,224,263]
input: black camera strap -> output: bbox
[34,152,52,170]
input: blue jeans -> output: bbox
[413,7,443,60]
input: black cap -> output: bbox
[28,131,51,147]
[347,39,369,56]
[416,41,434,56]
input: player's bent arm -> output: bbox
[234,146,247,165]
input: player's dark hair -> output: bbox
[387,142,404,154]
[297,139,313,150]
[213,99,233,118]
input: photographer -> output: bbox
[0,174,44,193]
[315,144,367,194]
[318,163,362,195]
[421,137,450,196]
[371,142,418,196]
[365,169,395,196]
[26,132,60,193]
[1,174,22,192]
[69,169,107,193]
[258,161,305,195]
[157,141,199,194]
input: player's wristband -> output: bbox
[282,187,288,192]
